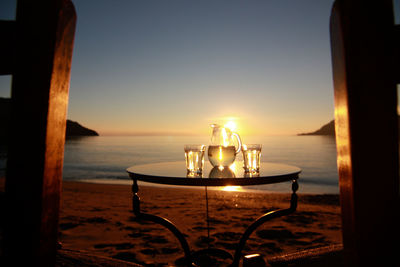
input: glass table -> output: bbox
[126,161,301,266]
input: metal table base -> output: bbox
[131,177,299,267]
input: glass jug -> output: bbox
[208,124,242,167]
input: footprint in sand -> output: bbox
[257,228,329,248]
[233,222,249,228]
[192,226,216,231]
[123,225,135,231]
[161,247,180,254]
[283,211,317,226]
[85,216,109,223]
[294,231,321,239]
[259,242,283,253]
[127,232,145,238]
[59,222,80,230]
[256,229,295,241]
[215,241,238,250]
[195,236,215,248]
[212,231,241,242]
[147,235,169,244]
[140,248,159,256]
[94,242,135,250]
[89,207,106,212]
[207,218,226,225]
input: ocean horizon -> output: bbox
[62,135,339,194]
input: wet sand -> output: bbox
[59,181,342,266]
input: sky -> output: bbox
[0,0,337,136]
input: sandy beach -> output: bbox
[59,181,342,266]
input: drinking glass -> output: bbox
[242,144,262,173]
[184,145,206,175]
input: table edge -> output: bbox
[126,161,301,186]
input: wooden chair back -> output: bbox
[1,1,76,266]
[330,1,399,266]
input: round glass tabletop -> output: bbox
[127,161,301,186]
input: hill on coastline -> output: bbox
[0,97,98,139]
[66,120,99,137]
[298,120,335,136]
[299,117,400,137]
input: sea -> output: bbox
[60,135,339,194]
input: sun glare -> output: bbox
[224,120,238,131]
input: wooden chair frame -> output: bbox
[1,1,76,266]
[1,0,399,266]
[330,0,399,266]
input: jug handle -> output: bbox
[232,133,242,154]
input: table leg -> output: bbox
[132,178,140,216]
[131,177,194,266]
[230,179,299,267]
[205,186,210,245]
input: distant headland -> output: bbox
[299,117,400,137]
[66,120,99,137]
[0,97,98,139]
[298,120,335,136]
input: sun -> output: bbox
[224,120,238,131]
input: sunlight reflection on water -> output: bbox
[62,135,338,194]
[221,186,243,192]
